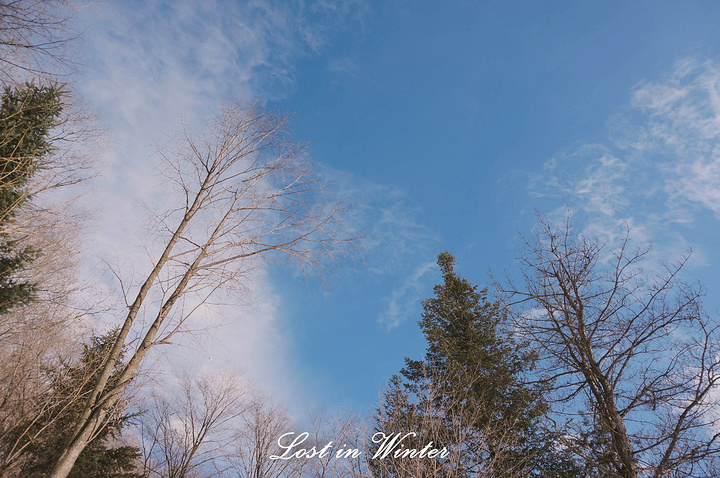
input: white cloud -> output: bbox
[320,165,439,273]
[573,152,629,216]
[150,269,304,407]
[530,58,720,267]
[630,59,720,217]
[318,165,441,328]
[379,260,436,330]
[70,0,438,414]
[70,0,374,406]
[327,56,359,77]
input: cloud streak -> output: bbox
[379,260,436,330]
[530,58,720,266]
[320,166,441,328]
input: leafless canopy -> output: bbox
[139,376,370,478]
[0,72,96,478]
[0,0,81,83]
[229,395,299,478]
[501,215,720,478]
[49,100,355,478]
[139,373,249,478]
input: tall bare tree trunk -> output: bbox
[48,101,352,477]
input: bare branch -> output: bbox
[49,99,357,477]
[499,213,720,478]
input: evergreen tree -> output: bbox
[5,330,144,477]
[0,83,63,313]
[371,252,579,477]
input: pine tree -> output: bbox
[372,252,579,477]
[0,83,64,313]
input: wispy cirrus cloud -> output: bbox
[378,260,436,330]
[530,59,720,267]
[320,166,440,328]
[77,0,373,252]
[630,59,720,217]
[71,1,379,402]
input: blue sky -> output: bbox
[75,1,720,415]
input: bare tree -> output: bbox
[298,407,371,478]
[49,100,354,477]
[140,374,317,478]
[500,215,720,478]
[0,327,141,477]
[140,372,249,478]
[230,395,301,478]
[0,226,87,474]
[0,5,110,474]
[0,0,81,83]
[231,398,371,478]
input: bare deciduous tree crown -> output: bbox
[48,99,356,478]
[499,214,720,478]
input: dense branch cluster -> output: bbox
[501,216,720,478]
